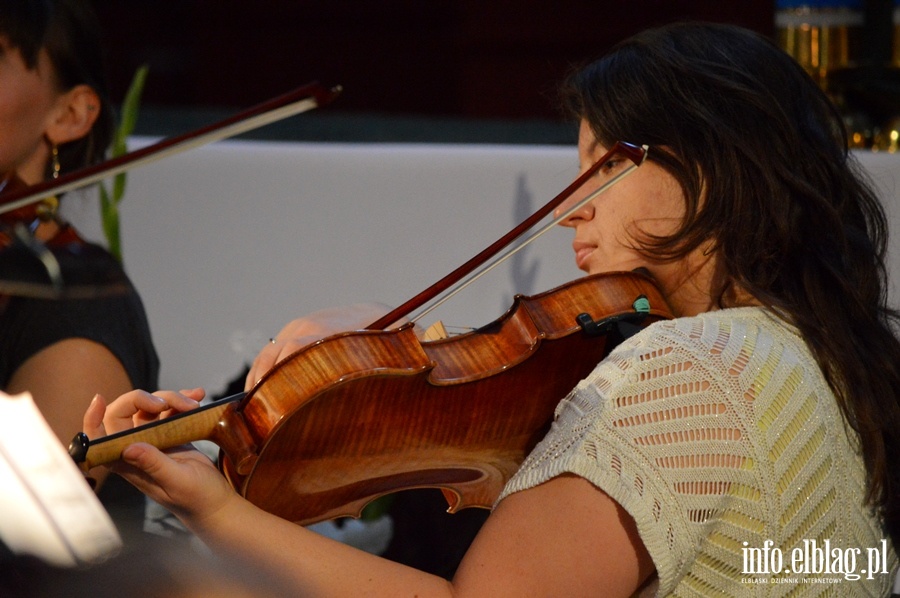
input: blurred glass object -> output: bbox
[776,0,864,88]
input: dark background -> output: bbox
[89,1,895,143]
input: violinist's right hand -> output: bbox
[246,302,394,389]
[82,388,239,527]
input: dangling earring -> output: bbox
[50,144,61,180]
[36,143,61,221]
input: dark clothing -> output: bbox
[0,234,160,539]
[0,241,159,390]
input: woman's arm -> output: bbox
[85,391,654,597]
[454,474,655,597]
[7,338,133,443]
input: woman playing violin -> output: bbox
[0,0,158,525]
[86,23,899,596]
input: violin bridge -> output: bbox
[423,320,450,341]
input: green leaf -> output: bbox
[360,494,395,521]
[99,64,148,263]
[99,184,122,262]
[112,171,127,203]
[113,64,148,158]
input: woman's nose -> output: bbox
[553,191,595,227]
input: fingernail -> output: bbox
[121,444,142,463]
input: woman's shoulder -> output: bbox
[624,306,807,362]
[586,305,824,416]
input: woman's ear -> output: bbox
[45,84,101,146]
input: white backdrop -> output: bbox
[63,141,583,393]
[60,142,900,395]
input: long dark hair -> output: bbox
[0,0,113,176]
[564,22,900,548]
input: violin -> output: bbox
[71,270,672,524]
[68,141,673,525]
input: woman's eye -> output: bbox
[600,158,622,173]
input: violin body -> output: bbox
[72,270,671,525]
[226,270,671,524]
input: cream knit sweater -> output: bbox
[500,307,898,596]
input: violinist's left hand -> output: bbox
[82,388,238,525]
[84,388,204,437]
[245,302,394,389]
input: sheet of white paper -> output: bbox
[0,391,121,567]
